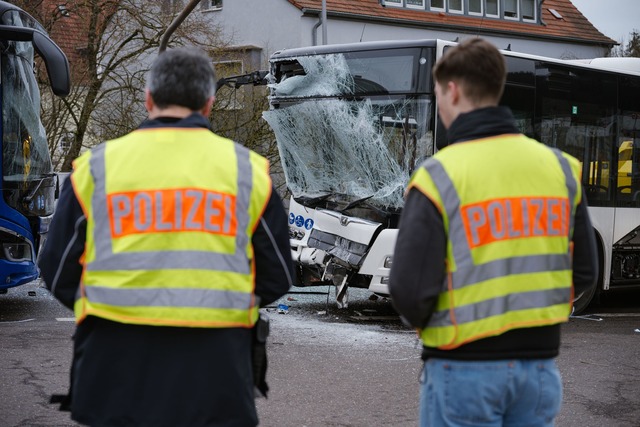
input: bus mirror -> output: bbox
[31,31,71,97]
[0,25,71,97]
[216,70,268,94]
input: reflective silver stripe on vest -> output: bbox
[428,286,572,327]
[550,148,578,237]
[87,142,253,274]
[84,285,252,309]
[454,253,573,288]
[423,148,575,291]
[424,159,472,272]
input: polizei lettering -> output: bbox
[107,188,237,238]
[461,196,570,248]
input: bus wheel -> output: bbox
[572,234,603,316]
[572,282,597,315]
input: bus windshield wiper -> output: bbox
[340,195,374,212]
[293,193,332,208]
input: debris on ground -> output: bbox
[277,304,289,314]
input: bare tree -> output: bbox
[18,0,282,196]
[21,0,232,171]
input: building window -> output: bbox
[469,0,483,15]
[448,0,463,14]
[406,0,425,9]
[430,0,445,11]
[486,0,499,16]
[522,0,535,21]
[384,0,403,6]
[201,0,222,11]
[425,0,537,22]
[504,0,518,19]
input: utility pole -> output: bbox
[159,0,203,53]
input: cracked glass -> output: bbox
[264,50,434,211]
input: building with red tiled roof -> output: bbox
[201,0,616,67]
[287,0,614,50]
[29,0,618,80]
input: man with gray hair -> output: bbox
[39,47,293,426]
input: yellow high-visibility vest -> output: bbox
[70,126,272,328]
[409,134,580,349]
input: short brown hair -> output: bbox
[432,38,506,105]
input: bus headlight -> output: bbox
[383,256,393,268]
[0,228,34,262]
[3,242,33,262]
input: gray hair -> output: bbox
[146,47,216,110]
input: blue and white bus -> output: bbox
[0,1,70,293]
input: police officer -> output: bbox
[39,47,293,427]
[389,38,598,427]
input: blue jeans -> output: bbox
[420,358,562,427]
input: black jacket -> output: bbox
[389,107,598,361]
[38,114,294,427]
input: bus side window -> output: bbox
[616,139,640,206]
[535,62,617,208]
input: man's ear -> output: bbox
[201,96,215,116]
[448,81,460,105]
[145,89,154,113]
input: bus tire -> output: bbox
[571,232,603,315]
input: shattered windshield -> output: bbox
[1,37,52,185]
[264,50,433,211]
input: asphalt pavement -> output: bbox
[255,286,640,427]
[1,281,639,427]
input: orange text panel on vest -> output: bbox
[107,188,237,238]
[461,197,569,249]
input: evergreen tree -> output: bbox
[624,30,640,57]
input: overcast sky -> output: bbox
[569,0,639,43]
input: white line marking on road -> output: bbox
[0,318,35,323]
[55,318,76,322]
[591,313,640,318]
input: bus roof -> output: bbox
[270,39,438,60]
[436,39,640,77]
[563,57,640,74]
[272,38,640,77]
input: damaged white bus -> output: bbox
[258,39,640,314]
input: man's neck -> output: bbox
[148,105,196,120]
